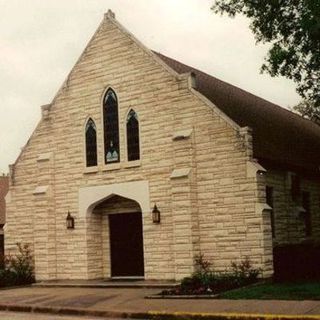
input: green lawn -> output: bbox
[219,282,320,300]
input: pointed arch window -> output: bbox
[126,109,140,161]
[85,118,97,167]
[103,89,120,164]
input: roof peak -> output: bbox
[105,9,116,20]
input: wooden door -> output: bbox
[109,212,144,277]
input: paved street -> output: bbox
[0,311,124,320]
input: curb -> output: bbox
[33,283,178,289]
[0,304,140,319]
[0,304,319,320]
[0,285,33,291]
[148,311,320,320]
[145,294,219,299]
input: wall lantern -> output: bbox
[152,204,161,224]
[66,211,75,229]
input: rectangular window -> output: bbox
[266,186,275,238]
[302,191,312,236]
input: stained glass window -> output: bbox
[85,118,97,167]
[103,89,120,164]
[126,109,140,161]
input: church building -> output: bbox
[5,10,320,281]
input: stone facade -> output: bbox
[0,174,9,256]
[265,171,320,245]
[0,175,9,228]
[5,11,319,281]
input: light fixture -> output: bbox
[66,211,75,229]
[257,170,266,176]
[152,204,160,224]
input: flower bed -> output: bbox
[160,255,261,296]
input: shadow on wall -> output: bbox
[273,242,320,281]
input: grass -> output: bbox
[219,281,320,300]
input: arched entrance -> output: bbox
[93,195,144,278]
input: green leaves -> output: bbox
[1,243,35,287]
[292,100,320,122]
[162,255,261,296]
[212,0,320,108]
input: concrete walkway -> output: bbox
[0,286,320,319]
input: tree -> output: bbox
[291,100,320,123]
[211,0,320,113]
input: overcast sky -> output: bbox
[0,0,301,173]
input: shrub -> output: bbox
[163,254,261,295]
[180,272,217,294]
[230,256,261,281]
[0,243,35,287]
[0,269,16,287]
[194,253,212,274]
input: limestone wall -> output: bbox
[0,175,9,228]
[5,13,272,281]
[265,170,320,245]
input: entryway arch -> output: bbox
[93,194,144,278]
[78,181,149,279]
[79,180,150,217]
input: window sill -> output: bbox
[102,163,121,171]
[83,166,99,174]
[124,160,141,168]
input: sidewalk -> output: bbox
[0,286,319,319]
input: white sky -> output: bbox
[0,0,300,173]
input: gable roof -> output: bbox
[155,52,320,175]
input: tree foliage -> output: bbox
[292,100,320,122]
[211,0,320,110]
